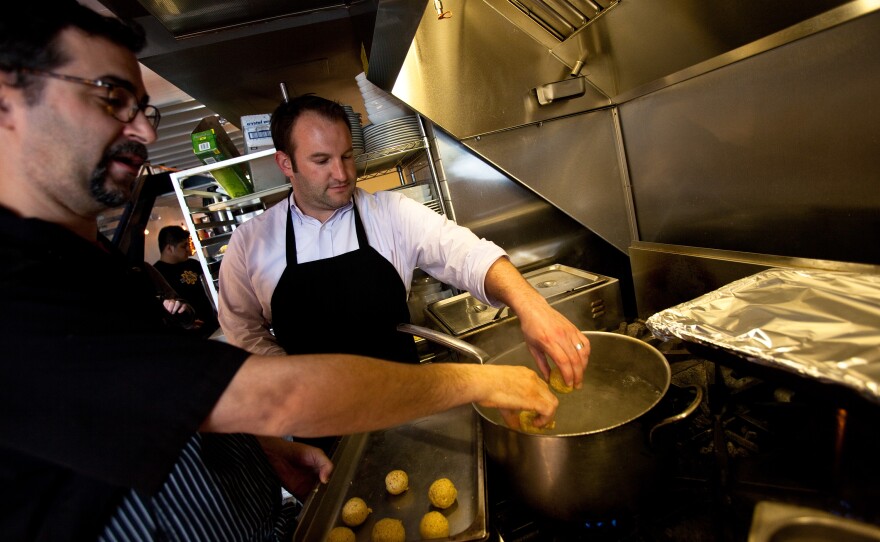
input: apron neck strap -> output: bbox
[286,194,366,266]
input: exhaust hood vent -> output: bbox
[507,0,614,41]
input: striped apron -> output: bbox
[98,434,297,541]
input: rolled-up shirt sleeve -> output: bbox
[364,191,508,307]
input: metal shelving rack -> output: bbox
[356,115,448,217]
[356,140,427,180]
[170,116,448,309]
[170,148,288,308]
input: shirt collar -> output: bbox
[288,193,354,226]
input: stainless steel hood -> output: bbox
[366,0,868,254]
[503,0,853,103]
[373,0,854,132]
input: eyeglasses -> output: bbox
[20,69,161,129]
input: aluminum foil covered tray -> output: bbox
[646,268,880,404]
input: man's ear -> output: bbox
[274,150,295,178]
[0,71,16,128]
[0,69,28,131]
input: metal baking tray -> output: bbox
[292,404,487,542]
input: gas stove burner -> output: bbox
[492,503,637,542]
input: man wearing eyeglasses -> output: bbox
[0,4,558,540]
[3,46,159,225]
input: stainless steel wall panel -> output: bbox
[619,10,880,265]
[434,128,637,315]
[434,129,591,270]
[390,0,611,140]
[630,242,880,319]
[551,0,851,101]
[460,108,631,253]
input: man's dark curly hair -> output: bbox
[1,2,146,104]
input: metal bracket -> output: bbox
[534,75,587,105]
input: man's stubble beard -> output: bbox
[88,141,148,208]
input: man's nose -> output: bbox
[330,157,348,180]
[123,110,158,145]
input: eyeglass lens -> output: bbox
[108,86,160,128]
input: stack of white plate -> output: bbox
[356,72,412,125]
[363,115,422,154]
[343,105,365,156]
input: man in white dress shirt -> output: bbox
[219,95,591,387]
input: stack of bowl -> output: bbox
[343,105,365,156]
[355,72,412,126]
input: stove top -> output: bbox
[484,321,880,542]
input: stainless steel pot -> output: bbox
[398,323,702,521]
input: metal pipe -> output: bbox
[397,323,491,363]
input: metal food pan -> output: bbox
[293,404,487,542]
[521,264,604,299]
[427,264,606,336]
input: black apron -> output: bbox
[270,196,418,364]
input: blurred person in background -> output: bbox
[154,225,219,336]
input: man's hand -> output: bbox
[517,301,590,389]
[162,298,189,315]
[257,436,333,501]
[484,258,589,389]
[473,365,558,428]
[161,298,199,329]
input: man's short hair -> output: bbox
[0,2,145,103]
[269,94,350,169]
[158,226,191,252]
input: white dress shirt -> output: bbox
[218,187,507,355]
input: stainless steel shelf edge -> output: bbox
[204,184,290,212]
[169,147,286,309]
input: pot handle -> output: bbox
[397,323,492,364]
[648,384,703,446]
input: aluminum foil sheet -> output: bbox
[646,268,880,404]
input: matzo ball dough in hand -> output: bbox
[549,366,574,393]
[518,410,556,434]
